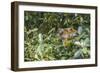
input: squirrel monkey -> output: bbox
[58,27,77,47]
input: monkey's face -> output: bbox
[58,27,77,40]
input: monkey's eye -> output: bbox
[70,28,72,31]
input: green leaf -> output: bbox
[73,49,83,59]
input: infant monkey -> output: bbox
[58,27,77,47]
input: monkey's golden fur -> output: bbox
[58,27,77,47]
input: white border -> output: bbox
[18,5,96,68]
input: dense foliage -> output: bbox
[24,11,90,61]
